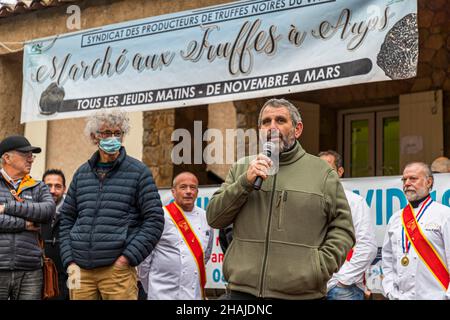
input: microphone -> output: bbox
[253,141,275,190]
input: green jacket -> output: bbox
[207,141,355,299]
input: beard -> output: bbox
[281,133,296,152]
[266,129,296,152]
[404,187,428,202]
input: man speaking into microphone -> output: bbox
[207,98,355,300]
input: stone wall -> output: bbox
[207,102,236,181]
[416,0,450,156]
[142,109,174,188]
[0,53,24,139]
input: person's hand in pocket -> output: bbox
[114,255,129,267]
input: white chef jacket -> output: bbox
[137,205,213,300]
[382,199,450,300]
[327,190,378,291]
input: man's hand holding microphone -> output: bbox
[248,140,276,190]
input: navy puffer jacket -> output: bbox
[0,175,55,270]
[59,147,164,269]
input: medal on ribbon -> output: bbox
[401,196,431,267]
[401,255,409,266]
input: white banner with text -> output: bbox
[22,0,417,123]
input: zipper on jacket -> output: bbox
[258,174,277,298]
[9,186,18,270]
[278,190,287,230]
[276,192,282,208]
[88,175,104,268]
[88,165,116,267]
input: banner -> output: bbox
[159,173,450,291]
[22,0,418,123]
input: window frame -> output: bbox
[338,105,398,178]
[376,110,400,176]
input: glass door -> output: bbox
[344,113,375,177]
[341,107,399,178]
[376,111,399,176]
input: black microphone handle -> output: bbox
[253,176,263,190]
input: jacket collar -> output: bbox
[279,140,305,166]
[16,174,38,194]
[88,146,127,171]
[0,169,38,195]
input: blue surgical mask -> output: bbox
[99,137,121,154]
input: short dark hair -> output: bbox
[258,98,302,128]
[42,169,66,187]
[318,150,343,169]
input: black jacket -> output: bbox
[59,147,164,269]
[41,200,64,274]
[0,175,55,270]
[219,225,234,254]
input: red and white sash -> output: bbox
[402,200,449,290]
[165,202,207,298]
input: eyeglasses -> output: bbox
[12,151,36,160]
[96,130,123,138]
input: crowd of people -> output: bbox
[0,99,449,300]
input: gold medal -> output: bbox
[401,256,409,266]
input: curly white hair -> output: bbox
[84,108,130,141]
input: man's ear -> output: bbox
[338,167,345,178]
[91,133,99,145]
[2,154,9,164]
[427,177,433,190]
[295,122,303,139]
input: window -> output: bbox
[377,111,400,176]
[339,106,399,178]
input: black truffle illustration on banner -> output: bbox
[39,82,65,115]
[376,13,418,80]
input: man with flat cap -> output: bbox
[0,135,55,300]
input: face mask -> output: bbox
[99,137,121,154]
